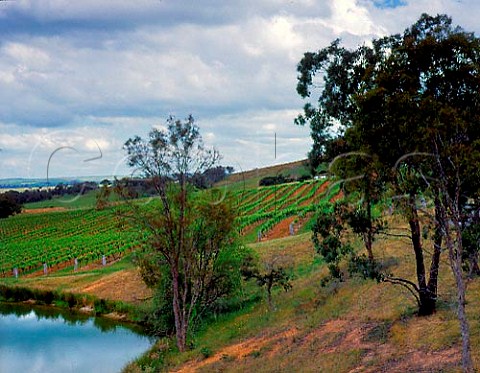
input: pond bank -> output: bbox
[0,283,143,325]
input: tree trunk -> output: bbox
[448,232,474,372]
[407,199,435,315]
[365,198,374,262]
[364,184,375,262]
[267,276,274,311]
[427,196,442,306]
[171,265,186,352]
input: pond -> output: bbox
[0,302,153,373]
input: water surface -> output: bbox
[0,302,152,373]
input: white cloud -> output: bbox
[327,0,385,36]
[0,0,478,178]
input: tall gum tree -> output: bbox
[296,14,480,371]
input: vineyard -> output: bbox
[0,178,340,277]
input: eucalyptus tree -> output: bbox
[122,115,243,352]
[297,14,480,371]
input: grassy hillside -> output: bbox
[24,190,101,210]
[124,228,477,372]
[2,158,479,372]
[216,159,310,191]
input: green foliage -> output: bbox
[0,194,22,218]
[348,254,383,282]
[241,252,293,310]
[122,116,254,351]
[0,207,143,275]
[312,198,385,282]
[200,347,213,359]
[312,202,352,279]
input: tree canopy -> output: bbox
[0,194,22,219]
[297,14,480,371]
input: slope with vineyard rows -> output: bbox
[0,177,340,277]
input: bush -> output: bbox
[0,194,22,219]
[259,174,294,186]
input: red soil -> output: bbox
[330,190,344,203]
[299,181,330,207]
[262,216,297,241]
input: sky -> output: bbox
[0,0,478,179]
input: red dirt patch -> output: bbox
[330,190,344,203]
[262,216,297,241]
[300,181,330,207]
[172,327,300,373]
[241,219,266,238]
[171,318,460,373]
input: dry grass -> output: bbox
[162,216,480,372]
[5,259,151,304]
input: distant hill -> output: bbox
[216,159,310,190]
[0,176,115,191]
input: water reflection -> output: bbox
[0,302,152,373]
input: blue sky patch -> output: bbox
[373,0,406,9]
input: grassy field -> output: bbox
[24,190,106,210]
[216,159,310,192]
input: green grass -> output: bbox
[24,190,100,210]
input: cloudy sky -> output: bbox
[0,0,478,179]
